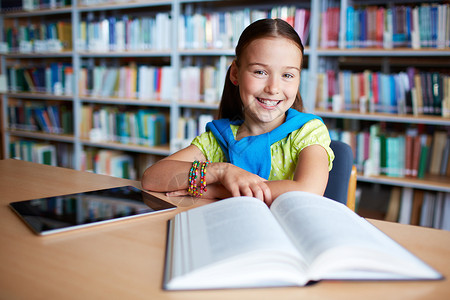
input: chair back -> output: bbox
[324,140,355,205]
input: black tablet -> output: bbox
[9,185,176,235]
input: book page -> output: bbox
[270,191,441,281]
[167,196,309,289]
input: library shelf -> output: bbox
[77,0,172,12]
[357,174,450,193]
[78,51,172,58]
[177,101,219,110]
[2,52,74,58]
[316,48,450,57]
[5,92,74,101]
[80,97,172,107]
[80,139,171,156]
[315,109,450,126]
[8,130,75,143]
[1,7,72,18]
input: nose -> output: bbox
[264,77,280,95]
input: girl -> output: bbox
[142,18,334,206]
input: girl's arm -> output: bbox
[263,144,330,206]
[141,144,271,201]
[141,144,206,192]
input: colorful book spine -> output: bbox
[317,68,450,117]
[328,126,450,180]
[181,6,311,50]
[77,13,171,52]
[79,64,174,101]
[8,101,73,134]
[81,106,168,147]
[343,3,450,49]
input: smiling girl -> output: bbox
[141,18,334,206]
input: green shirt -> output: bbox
[192,119,334,180]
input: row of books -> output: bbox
[4,21,72,53]
[316,68,450,117]
[171,112,214,151]
[79,63,173,101]
[9,139,74,169]
[179,57,231,103]
[329,124,450,179]
[335,3,450,49]
[81,148,136,180]
[77,13,171,52]
[0,0,71,12]
[179,6,310,50]
[8,101,73,134]
[7,63,73,95]
[386,187,450,230]
[78,57,231,102]
[80,105,168,147]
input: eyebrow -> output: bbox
[247,62,301,72]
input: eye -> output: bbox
[283,73,295,79]
[254,70,267,76]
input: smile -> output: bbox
[256,97,281,107]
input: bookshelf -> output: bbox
[0,0,449,224]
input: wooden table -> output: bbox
[0,159,449,299]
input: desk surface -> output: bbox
[0,159,449,300]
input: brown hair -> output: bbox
[218,18,305,120]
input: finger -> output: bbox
[260,182,272,205]
[229,185,241,198]
[252,186,264,202]
[240,186,253,198]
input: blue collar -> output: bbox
[205,108,322,179]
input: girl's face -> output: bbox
[231,37,302,129]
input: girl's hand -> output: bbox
[211,163,272,204]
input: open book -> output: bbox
[164,191,442,290]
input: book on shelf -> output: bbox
[330,124,450,180]
[386,186,450,230]
[179,6,310,50]
[341,3,450,49]
[77,12,172,52]
[320,6,340,48]
[81,106,168,147]
[7,63,73,95]
[79,64,174,101]
[171,113,214,152]
[385,186,402,222]
[317,68,450,117]
[4,21,71,53]
[398,187,414,225]
[81,148,136,180]
[8,101,72,134]
[9,140,57,167]
[164,191,442,290]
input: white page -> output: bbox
[167,196,308,289]
[270,191,441,280]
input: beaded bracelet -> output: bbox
[188,160,210,197]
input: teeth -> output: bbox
[258,98,280,106]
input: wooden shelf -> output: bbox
[8,130,75,143]
[80,96,171,107]
[78,0,172,12]
[5,92,74,101]
[1,6,72,18]
[81,139,171,156]
[315,109,450,126]
[358,173,450,193]
[79,50,171,57]
[317,47,450,56]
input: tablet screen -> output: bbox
[9,185,176,235]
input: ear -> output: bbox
[229,61,239,85]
